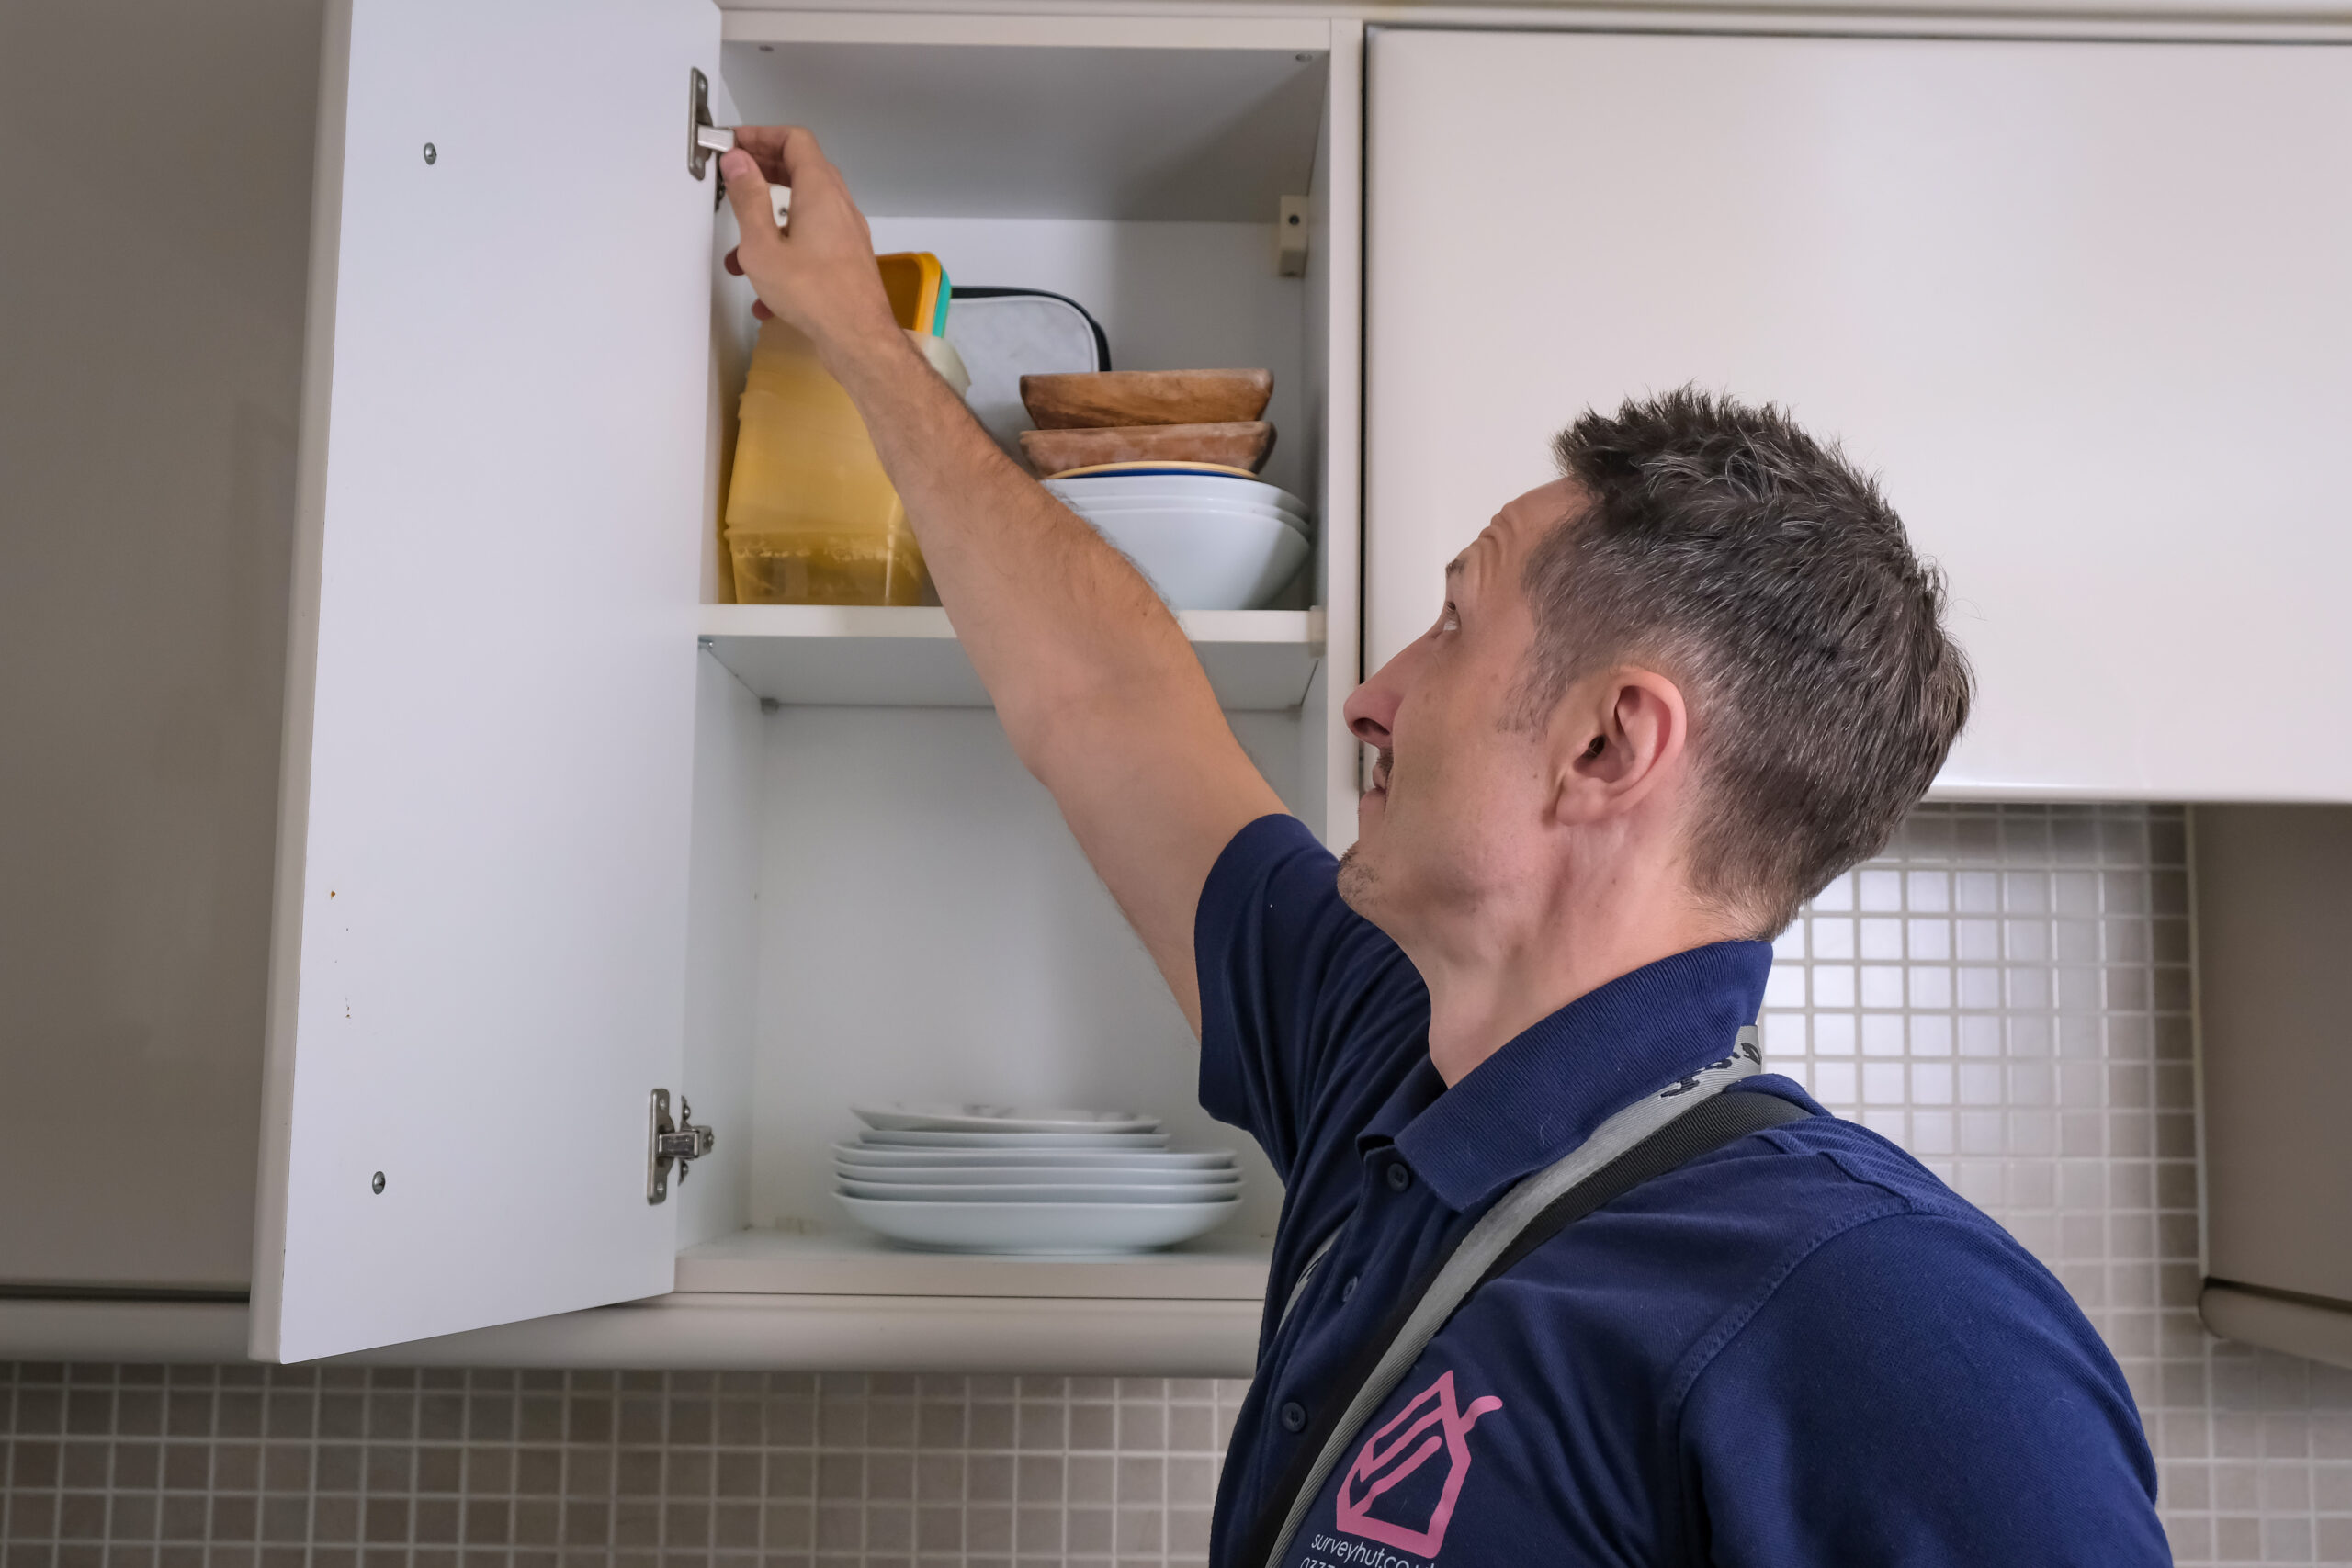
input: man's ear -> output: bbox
[1548,669,1690,825]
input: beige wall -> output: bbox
[0,0,321,1287]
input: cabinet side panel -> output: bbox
[2195,805,2352,1305]
[677,655,763,1247]
[1309,20,1364,851]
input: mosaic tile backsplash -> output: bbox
[5,804,2349,1567]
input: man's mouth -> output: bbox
[1370,748,1393,794]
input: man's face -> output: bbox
[1337,479,1581,938]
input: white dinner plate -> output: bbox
[839,1178,1240,1203]
[831,1142,1236,1170]
[855,1129,1170,1149]
[837,1193,1239,1253]
[834,1162,1237,1187]
[853,1102,1160,1134]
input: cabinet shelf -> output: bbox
[675,1227,1272,1300]
[699,604,1324,710]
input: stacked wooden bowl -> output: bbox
[1016,369,1275,478]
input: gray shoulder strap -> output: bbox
[1254,1028,1766,1568]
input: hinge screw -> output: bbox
[371,1171,386,1194]
[422,143,436,165]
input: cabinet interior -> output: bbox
[667,23,1355,1295]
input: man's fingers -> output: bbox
[731,124,811,186]
[719,150,779,258]
[734,125,848,197]
[723,247,743,277]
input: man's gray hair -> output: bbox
[1522,387,1973,936]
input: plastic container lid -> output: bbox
[945,289,1112,460]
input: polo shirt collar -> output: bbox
[1376,940,1775,1212]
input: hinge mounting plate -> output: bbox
[688,67,733,180]
[647,1088,716,1204]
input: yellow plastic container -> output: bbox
[723,254,963,605]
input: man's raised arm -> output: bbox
[718,130,1286,1029]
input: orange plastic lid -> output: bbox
[876,253,946,335]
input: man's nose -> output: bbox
[1345,647,1412,747]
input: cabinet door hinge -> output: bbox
[647,1088,716,1204]
[688,67,733,180]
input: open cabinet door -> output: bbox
[253,0,722,1362]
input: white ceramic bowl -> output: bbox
[852,1102,1159,1134]
[1075,508,1309,611]
[839,1177,1241,1203]
[831,1142,1236,1170]
[1046,473,1308,515]
[857,1128,1170,1149]
[835,1163,1238,1187]
[837,1193,1239,1252]
[1064,496,1309,532]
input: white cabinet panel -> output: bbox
[1366,30,2352,801]
[254,0,719,1361]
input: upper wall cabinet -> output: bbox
[250,0,1362,1367]
[1364,29,2352,803]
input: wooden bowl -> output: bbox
[1021,422,1275,477]
[1021,369,1273,430]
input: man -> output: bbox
[716,130,2169,1564]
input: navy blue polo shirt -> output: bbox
[1197,815,2165,1568]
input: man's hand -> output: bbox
[719,128,899,367]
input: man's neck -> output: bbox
[1413,887,1739,1087]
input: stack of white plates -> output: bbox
[1044,471,1310,611]
[834,1102,1240,1254]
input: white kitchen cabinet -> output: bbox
[245,0,1363,1363]
[1363,29,2352,805]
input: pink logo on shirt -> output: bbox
[1335,1370,1503,1557]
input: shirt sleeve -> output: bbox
[1678,1210,2167,1567]
[1193,814,1422,1181]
